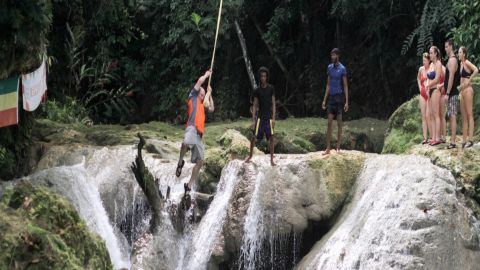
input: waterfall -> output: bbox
[297,155,480,270]
[181,160,242,269]
[239,171,267,269]
[236,158,305,270]
[30,161,131,269]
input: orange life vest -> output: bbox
[186,95,205,135]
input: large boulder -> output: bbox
[0,181,112,269]
[199,129,262,193]
[409,143,480,205]
[216,151,367,267]
[298,155,480,270]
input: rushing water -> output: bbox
[30,160,131,269]
[180,161,242,269]
[236,163,302,270]
[28,145,303,270]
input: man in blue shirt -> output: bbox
[322,48,349,155]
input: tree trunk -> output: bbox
[250,15,289,77]
[234,20,257,91]
[131,133,163,232]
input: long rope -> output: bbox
[203,0,223,107]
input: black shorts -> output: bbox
[327,95,344,116]
[253,118,273,141]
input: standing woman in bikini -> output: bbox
[458,46,479,148]
[418,53,431,144]
[425,46,443,146]
[439,64,447,142]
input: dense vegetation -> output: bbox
[1,0,480,179]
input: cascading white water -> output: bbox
[28,144,480,270]
[235,157,307,270]
[180,160,242,270]
[85,146,152,250]
[298,155,480,270]
[239,171,266,270]
[30,160,131,269]
[29,144,307,270]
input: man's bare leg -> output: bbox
[336,114,343,151]
[178,143,188,165]
[245,137,256,163]
[187,160,203,189]
[269,135,276,166]
[323,113,334,155]
[176,143,189,177]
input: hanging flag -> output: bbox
[0,77,19,128]
[22,61,47,111]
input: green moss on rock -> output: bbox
[0,181,113,269]
[307,151,366,208]
[382,96,423,154]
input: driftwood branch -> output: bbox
[131,133,163,231]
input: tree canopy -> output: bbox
[1,0,479,179]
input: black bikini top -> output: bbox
[461,66,471,78]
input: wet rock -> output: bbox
[298,155,480,270]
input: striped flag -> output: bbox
[0,77,19,128]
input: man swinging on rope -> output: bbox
[176,69,214,193]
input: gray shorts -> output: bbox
[447,95,459,117]
[183,126,204,163]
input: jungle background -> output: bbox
[1,0,479,179]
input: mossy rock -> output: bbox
[0,181,112,269]
[33,119,185,147]
[199,147,228,193]
[382,96,423,154]
[307,151,366,208]
[271,132,315,154]
[199,130,262,193]
[217,129,252,158]
[409,144,480,202]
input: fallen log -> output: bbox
[131,133,163,231]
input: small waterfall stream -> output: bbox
[180,160,242,270]
[30,161,131,269]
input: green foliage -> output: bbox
[0,0,52,78]
[0,146,15,181]
[39,97,90,124]
[450,0,480,65]
[402,0,456,56]
[0,111,35,181]
[0,1,53,180]
[191,12,202,29]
